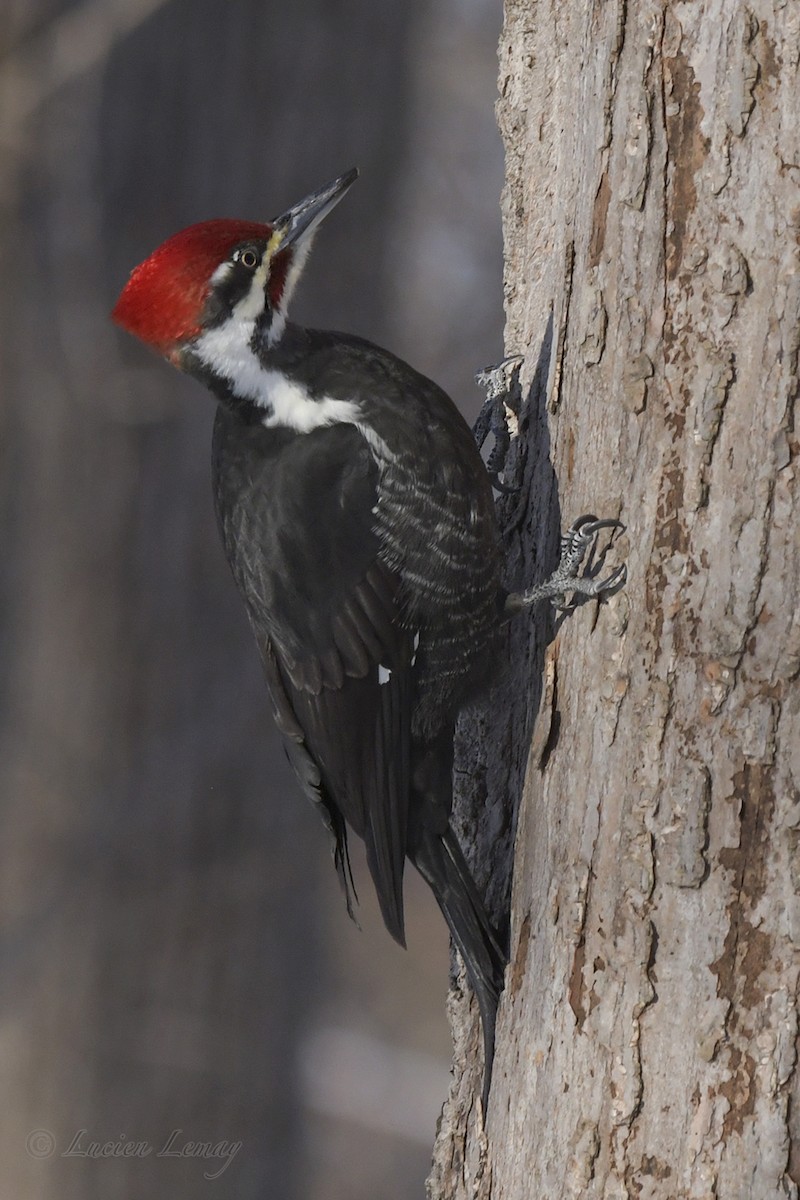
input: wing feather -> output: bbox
[259,638,359,920]
[213,414,414,940]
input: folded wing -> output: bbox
[213,417,415,943]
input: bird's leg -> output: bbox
[473,355,525,493]
[506,514,627,615]
[474,359,626,610]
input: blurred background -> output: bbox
[0,1,504,1196]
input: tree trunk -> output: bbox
[430,1,800,1196]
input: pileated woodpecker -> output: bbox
[112,169,624,1109]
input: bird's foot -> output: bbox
[473,355,524,493]
[506,514,627,614]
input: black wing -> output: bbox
[212,414,414,943]
[270,328,505,740]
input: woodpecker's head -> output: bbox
[112,168,358,378]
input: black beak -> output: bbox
[272,168,359,251]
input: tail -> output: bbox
[410,824,506,1113]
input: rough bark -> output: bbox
[430,1,800,1197]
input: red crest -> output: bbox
[112,220,272,353]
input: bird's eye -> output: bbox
[240,249,259,269]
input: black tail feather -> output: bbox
[410,825,506,1112]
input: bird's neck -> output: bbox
[189,322,361,435]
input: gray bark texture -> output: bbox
[430,1,800,1197]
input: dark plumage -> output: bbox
[113,170,508,1109]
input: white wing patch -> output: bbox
[378,665,392,685]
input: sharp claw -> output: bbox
[587,518,626,537]
[600,563,628,591]
[570,514,625,538]
[506,512,627,615]
[580,563,627,599]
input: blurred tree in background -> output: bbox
[0,1,502,1197]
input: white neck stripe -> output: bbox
[261,373,361,432]
[194,318,362,434]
